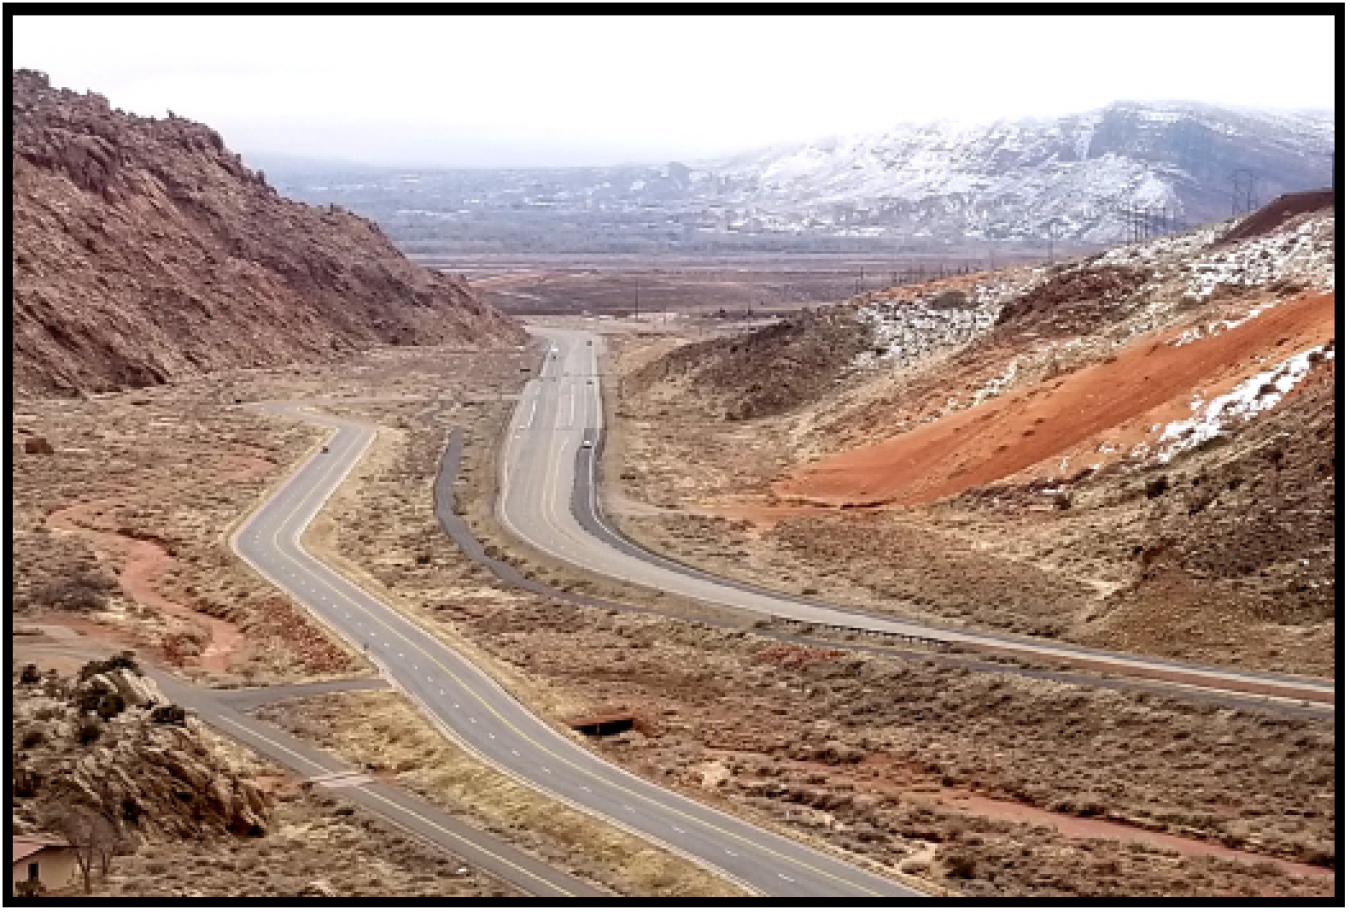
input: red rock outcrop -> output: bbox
[11,70,523,397]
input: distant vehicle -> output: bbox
[581,440,593,448]
[321,446,329,453]
[586,379,594,385]
[586,340,593,346]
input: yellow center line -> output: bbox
[248,403,893,897]
[350,786,579,897]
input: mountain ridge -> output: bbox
[11,69,523,398]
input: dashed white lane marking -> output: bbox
[672,825,685,834]
[469,717,477,724]
[542,767,551,774]
[511,749,520,756]
[726,849,738,857]
[779,874,795,883]
[623,804,635,812]
[488,733,496,740]
[579,785,592,793]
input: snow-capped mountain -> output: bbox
[681,101,1334,242]
[263,101,1334,252]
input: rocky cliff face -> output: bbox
[11,70,523,397]
[12,659,271,840]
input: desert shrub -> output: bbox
[13,878,45,898]
[944,852,978,880]
[75,681,111,715]
[96,693,126,721]
[1144,477,1169,499]
[14,767,42,798]
[150,704,187,727]
[932,290,969,310]
[19,727,47,749]
[76,719,104,745]
[19,663,41,684]
[34,568,117,612]
[78,651,142,681]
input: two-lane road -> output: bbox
[232,404,922,897]
[498,327,1334,707]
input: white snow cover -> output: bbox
[850,269,1043,370]
[1169,301,1280,346]
[1180,216,1335,301]
[692,102,1333,242]
[1154,343,1335,462]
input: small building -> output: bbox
[12,835,78,895]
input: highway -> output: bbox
[149,673,603,898]
[498,327,1335,706]
[232,404,923,897]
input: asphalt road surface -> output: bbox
[498,327,1334,706]
[148,672,602,898]
[233,404,922,897]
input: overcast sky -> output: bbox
[12,14,1336,168]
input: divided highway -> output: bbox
[499,327,1334,706]
[232,404,922,897]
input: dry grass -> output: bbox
[291,366,1333,897]
[96,790,516,898]
[254,691,743,897]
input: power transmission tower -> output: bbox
[1230,169,1257,216]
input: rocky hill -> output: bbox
[11,70,523,398]
[12,656,270,842]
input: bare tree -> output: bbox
[43,805,120,894]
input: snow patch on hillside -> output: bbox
[1154,343,1335,462]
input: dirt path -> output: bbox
[709,748,1331,881]
[47,494,248,676]
[933,790,1332,879]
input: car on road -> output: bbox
[581,440,593,448]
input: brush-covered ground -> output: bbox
[300,372,1334,896]
[608,208,1335,679]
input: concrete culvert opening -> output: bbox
[566,714,636,737]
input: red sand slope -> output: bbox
[778,293,1335,506]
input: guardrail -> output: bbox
[763,614,955,651]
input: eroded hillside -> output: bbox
[614,198,1336,676]
[10,70,523,397]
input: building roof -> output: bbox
[12,835,71,865]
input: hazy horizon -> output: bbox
[13,14,1336,169]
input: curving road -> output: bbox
[498,327,1334,706]
[231,404,922,897]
